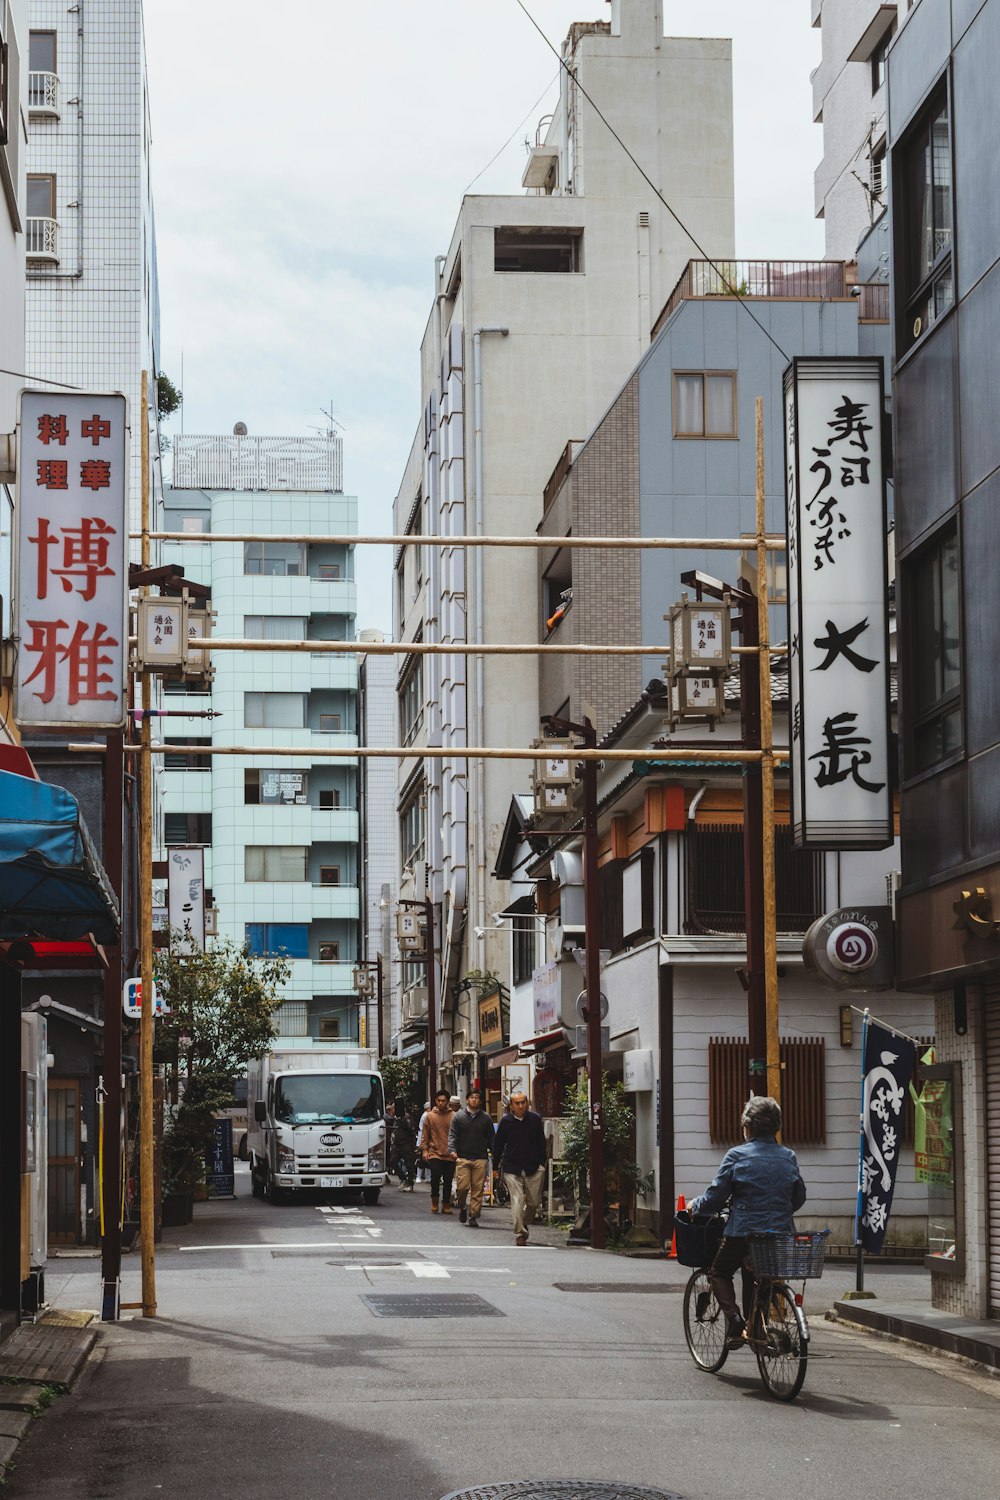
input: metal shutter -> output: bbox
[985,990,1000,1316]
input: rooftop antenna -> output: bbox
[317,400,345,438]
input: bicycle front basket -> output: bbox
[674,1211,724,1268]
[748,1230,830,1280]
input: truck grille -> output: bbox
[297,1154,367,1171]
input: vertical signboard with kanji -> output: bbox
[784,358,892,849]
[14,391,129,730]
[167,846,206,953]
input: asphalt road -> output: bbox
[10,1165,1000,1500]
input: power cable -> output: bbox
[0,367,85,389]
[464,70,561,195]
[511,0,791,362]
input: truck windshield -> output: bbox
[274,1074,384,1125]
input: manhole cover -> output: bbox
[439,1484,685,1499]
[552,1283,684,1294]
[361,1293,504,1319]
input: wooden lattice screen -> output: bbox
[708,1037,826,1146]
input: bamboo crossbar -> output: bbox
[136,531,785,551]
[84,743,789,763]
[148,637,786,659]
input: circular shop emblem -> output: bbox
[320,1133,343,1148]
[826,922,878,973]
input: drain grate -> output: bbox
[552,1283,684,1294]
[439,1484,685,1499]
[362,1293,504,1319]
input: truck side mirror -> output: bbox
[254,1101,266,1123]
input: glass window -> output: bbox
[244,692,306,728]
[243,541,306,576]
[27,174,55,218]
[870,23,895,93]
[319,866,341,885]
[400,780,425,865]
[245,845,308,882]
[318,713,341,733]
[29,31,56,72]
[318,789,340,810]
[398,655,424,744]
[244,616,307,641]
[245,922,308,959]
[318,941,340,962]
[673,372,737,438]
[164,737,212,771]
[899,95,953,351]
[907,525,961,773]
[494,227,583,272]
[164,813,212,845]
[274,1073,383,1125]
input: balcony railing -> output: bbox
[28,71,59,114]
[26,217,59,263]
[173,433,343,493]
[652,259,849,339]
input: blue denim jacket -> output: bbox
[689,1134,806,1237]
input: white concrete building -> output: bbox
[164,432,364,1045]
[23,0,162,533]
[0,0,28,686]
[811,0,898,259]
[393,0,736,1085]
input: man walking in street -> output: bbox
[493,1090,547,1246]
[448,1089,494,1227]
[420,1090,456,1213]
[415,1100,431,1182]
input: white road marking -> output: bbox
[406,1260,449,1278]
[178,1240,556,1253]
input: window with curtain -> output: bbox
[245,845,308,882]
[245,923,309,959]
[244,692,306,728]
[244,615,306,640]
[243,541,306,576]
[673,372,737,438]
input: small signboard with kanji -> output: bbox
[14,390,129,730]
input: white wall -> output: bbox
[812,0,892,259]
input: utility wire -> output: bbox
[0,367,84,389]
[464,70,561,195]
[512,0,791,363]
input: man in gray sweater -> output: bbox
[447,1090,495,1227]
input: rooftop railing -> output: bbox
[652,259,850,339]
[172,433,344,492]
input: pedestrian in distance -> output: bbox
[493,1090,547,1246]
[391,1101,417,1190]
[415,1100,432,1182]
[420,1089,457,1213]
[688,1095,807,1349]
[448,1088,495,1227]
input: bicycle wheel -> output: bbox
[754,1281,808,1401]
[683,1270,729,1373]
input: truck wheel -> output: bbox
[265,1169,286,1205]
[362,1188,381,1206]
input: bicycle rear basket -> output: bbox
[748,1230,830,1280]
[674,1211,724,1268]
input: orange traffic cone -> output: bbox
[667,1193,686,1258]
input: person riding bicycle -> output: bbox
[688,1095,806,1349]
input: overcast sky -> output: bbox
[144,1,822,629]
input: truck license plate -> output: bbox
[320,1177,345,1188]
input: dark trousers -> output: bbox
[708,1235,752,1319]
[429,1159,454,1205]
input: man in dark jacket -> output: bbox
[447,1090,495,1226]
[493,1091,547,1245]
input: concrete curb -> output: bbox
[0,1387,53,1481]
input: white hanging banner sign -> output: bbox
[13,390,129,730]
[167,845,206,952]
[784,357,892,849]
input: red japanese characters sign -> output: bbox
[14,391,129,729]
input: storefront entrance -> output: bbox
[48,1079,80,1245]
[986,989,1000,1317]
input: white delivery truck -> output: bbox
[247,1047,387,1204]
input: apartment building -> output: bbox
[392,0,736,1085]
[811,0,898,261]
[164,431,364,1045]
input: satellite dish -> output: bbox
[233,421,248,436]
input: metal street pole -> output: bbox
[376,954,385,1060]
[424,893,437,1100]
[100,729,124,1322]
[755,397,781,1108]
[138,371,156,1318]
[581,716,606,1250]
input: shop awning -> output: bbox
[0,769,119,943]
[484,1045,520,1072]
[518,1028,573,1055]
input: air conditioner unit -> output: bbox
[403,986,429,1023]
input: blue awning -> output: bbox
[0,770,119,943]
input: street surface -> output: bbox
[10,1165,1000,1500]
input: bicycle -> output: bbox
[677,1212,828,1402]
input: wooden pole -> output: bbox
[755,398,781,1108]
[138,370,157,1317]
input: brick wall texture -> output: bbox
[539,374,646,737]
